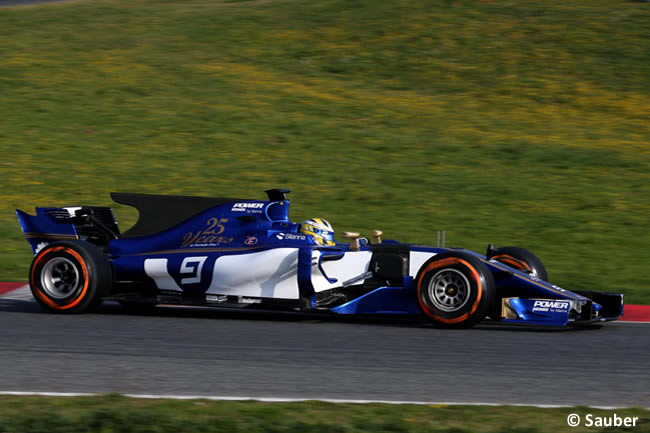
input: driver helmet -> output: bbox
[299,218,335,246]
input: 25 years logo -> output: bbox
[182,218,233,247]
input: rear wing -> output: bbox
[16,208,78,255]
[16,206,119,255]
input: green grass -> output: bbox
[0,0,649,302]
[0,395,648,433]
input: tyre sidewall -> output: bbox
[29,241,111,313]
[416,252,494,328]
[492,246,548,281]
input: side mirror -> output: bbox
[343,232,361,251]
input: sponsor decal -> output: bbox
[182,218,233,248]
[34,242,49,254]
[238,297,261,304]
[63,206,82,217]
[206,295,228,303]
[232,202,265,212]
[244,236,258,246]
[532,300,570,313]
[276,232,306,241]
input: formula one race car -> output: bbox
[16,189,624,328]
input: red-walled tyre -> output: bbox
[490,246,548,281]
[416,252,495,328]
[29,241,112,313]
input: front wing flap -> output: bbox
[501,293,623,326]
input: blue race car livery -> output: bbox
[16,189,624,328]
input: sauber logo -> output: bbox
[532,300,570,313]
[232,202,264,211]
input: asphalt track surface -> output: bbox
[1,288,649,408]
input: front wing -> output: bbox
[500,291,624,326]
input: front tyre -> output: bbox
[416,252,495,328]
[490,246,548,281]
[29,241,112,313]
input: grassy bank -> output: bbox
[0,395,648,433]
[0,0,649,301]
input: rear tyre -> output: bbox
[29,241,112,313]
[415,252,495,328]
[490,246,548,281]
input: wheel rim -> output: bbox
[427,268,471,312]
[40,257,81,299]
